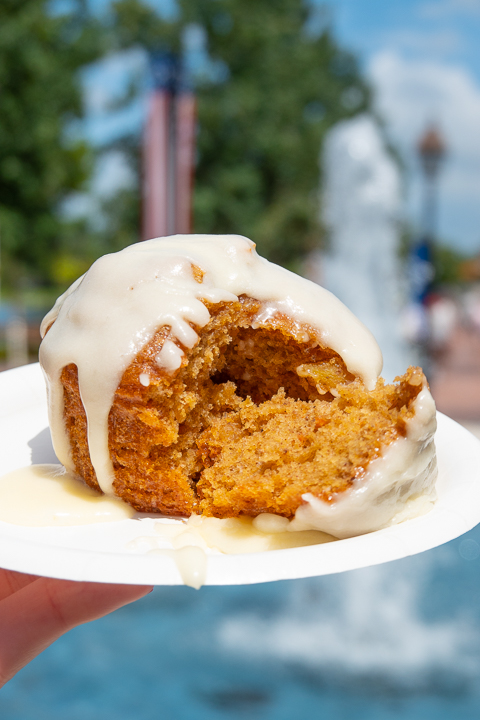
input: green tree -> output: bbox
[0,0,100,288]
[433,243,469,287]
[109,0,371,267]
[0,0,371,290]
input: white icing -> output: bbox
[252,513,291,534]
[170,546,207,589]
[0,465,135,526]
[290,386,438,538]
[145,546,207,590]
[156,339,184,371]
[149,515,333,554]
[139,373,150,387]
[40,234,383,495]
[252,303,310,342]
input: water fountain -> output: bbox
[308,114,411,380]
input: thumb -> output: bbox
[0,578,152,687]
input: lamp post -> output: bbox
[409,126,446,310]
[405,125,447,359]
[417,125,446,254]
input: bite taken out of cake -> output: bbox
[39,234,437,539]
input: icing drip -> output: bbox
[156,340,184,371]
[40,235,383,496]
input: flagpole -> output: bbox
[175,87,196,235]
[142,52,196,240]
[142,53,176,241]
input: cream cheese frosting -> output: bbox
[39,234,383,497]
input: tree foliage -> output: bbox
[0,0,371,290]
[0,0,100,287]
[433,243,468,287]
[109,0,371,267]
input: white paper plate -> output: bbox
[0,363,479,586]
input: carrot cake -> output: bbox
[39,234,437,538]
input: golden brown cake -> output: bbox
[39,235,437,538]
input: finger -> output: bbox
[0,569,39,602]
[0,579,153,687]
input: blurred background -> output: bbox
[2,0,480,717]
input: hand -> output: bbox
[0,568,152,687]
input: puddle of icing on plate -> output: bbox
[0,464,135,526]
[0,464,334,589]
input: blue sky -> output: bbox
[334,0,480,80]
[331,0,480,253]
[75,0,480,254]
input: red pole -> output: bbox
[175,90,197,235]
[141,53,196,240]
[142,89,171,241]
